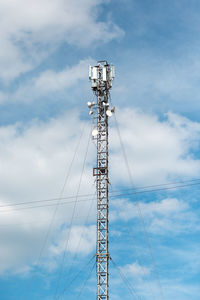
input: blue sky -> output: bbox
[0,0,200,299]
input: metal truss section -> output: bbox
[88,61,115,300]
[96,91,109,300]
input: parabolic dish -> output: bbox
[87,101,92,108]
[92,129,98,136]
[106,110,112,117]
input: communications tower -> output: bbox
[88,61,115,300]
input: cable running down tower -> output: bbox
[88,61,115,300]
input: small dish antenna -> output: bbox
[92,129,98,136]
[88,101,95,108]
[87,101,92,108]
[106,110,112,117]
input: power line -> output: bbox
[1,180,199,214]
[1,178,200,210]
[111,178,200,194]
[112,181,200,199]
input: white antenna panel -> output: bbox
[110,66,115,79]
[89,66,92,79]
[103,67,107,81]
[92,80,97,88]
[92,67,98,79]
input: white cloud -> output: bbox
[50,225,96,256]
[169,246,200,276]
[0,110,96,275]
[0,0,123,82]
[121,262,150,277]
[111,197,200,236]
[110,109,200,185]
[34,59,93,92]
[0,108,200,274]
[0,58,94,104]
[111,197,185,221]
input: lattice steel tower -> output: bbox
[88,61,115,300]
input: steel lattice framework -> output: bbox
[88,61,115,300]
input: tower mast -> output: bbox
[88,61,115,300]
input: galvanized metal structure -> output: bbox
[88,61,115,300]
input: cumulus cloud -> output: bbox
[0,0,123,82]
[0,108,200,274]
[111,196,200,236]
[0,110,96,275]
[111,197,183,220]
[34,59,92,93]
[0,58,94,104]
[111,198,185,220]
[110,109,200,185]
[120,262,150,277]
[50,225,96,256]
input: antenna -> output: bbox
[88,61,115,300]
